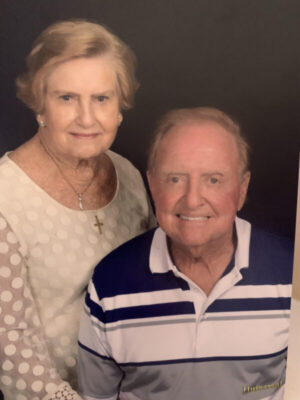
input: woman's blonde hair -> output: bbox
[16,19,139,113]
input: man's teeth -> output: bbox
[179,215,209,221]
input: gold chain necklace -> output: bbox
[39,138,97,211]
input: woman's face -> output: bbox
[38,55,121,163]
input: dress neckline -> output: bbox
[4,150,120,213]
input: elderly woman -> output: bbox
[0,20,155,400]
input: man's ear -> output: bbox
[238,171,251,211]
[146,170,153,190]
[146,170,158,205]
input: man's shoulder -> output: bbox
[93,228,156,279]
[247,224,294,283]
[250,225,294,259]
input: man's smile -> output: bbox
[177,215,211,221]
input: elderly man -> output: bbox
[77,107,293,400]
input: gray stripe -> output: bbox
[89,315,196,332]
[78,344,287,400]
[205,313,290,321]
[104,318,197,332]
[120,354,286,400]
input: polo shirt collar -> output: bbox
[149,216,251,274]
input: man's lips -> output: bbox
[177,215,211,221]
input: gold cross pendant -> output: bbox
[94,215,104,235]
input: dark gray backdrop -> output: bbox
[0,0,299,238]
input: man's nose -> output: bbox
[184,181,205,208]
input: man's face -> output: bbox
[147,122,250,253]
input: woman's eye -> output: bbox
[60,95,71,101]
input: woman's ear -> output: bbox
[118,113,123,126]
[36,114,47,128]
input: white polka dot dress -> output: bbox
[0,150,156,400]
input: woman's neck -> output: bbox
[37,133,102,175]
[9,133,117,211]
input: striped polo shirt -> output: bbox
[78,217,293,400]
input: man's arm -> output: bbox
[77,284,123,400]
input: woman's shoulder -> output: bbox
[106,150,150,204]
[0,152,18,176]
[0,139,35,173]
[0,152,10,165]
[107,149,135,168]
[107,150,143,180]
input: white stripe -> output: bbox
[105,316,289,362]
[89,310,196,331]
[88,282,100,303]
[220,284,291,299]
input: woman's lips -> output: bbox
[69,132,99,139]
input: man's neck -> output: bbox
[168,232,236,295]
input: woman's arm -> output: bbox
[0,213,81,400]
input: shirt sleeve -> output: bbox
[77,282,123,400]
[0,213,81,400]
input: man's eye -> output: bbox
[210,177,219,184]
[171,176,180,183]
[97,95,108,102]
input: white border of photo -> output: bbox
[285,155,300,400]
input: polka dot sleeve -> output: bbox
[0,214,81,400]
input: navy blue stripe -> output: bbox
[207,297,291,313]
[104,301,195,323]
[86,290,195,324]
[78,340,114,361]
[87,291,290,323]
[118,347,287,367]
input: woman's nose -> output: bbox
[76,101,95,127]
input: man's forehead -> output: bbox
[160,121,237,152]
[151,122,241,177]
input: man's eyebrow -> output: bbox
[160,171,188,177]
[92,90,116,96]
[201,172,224,176]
